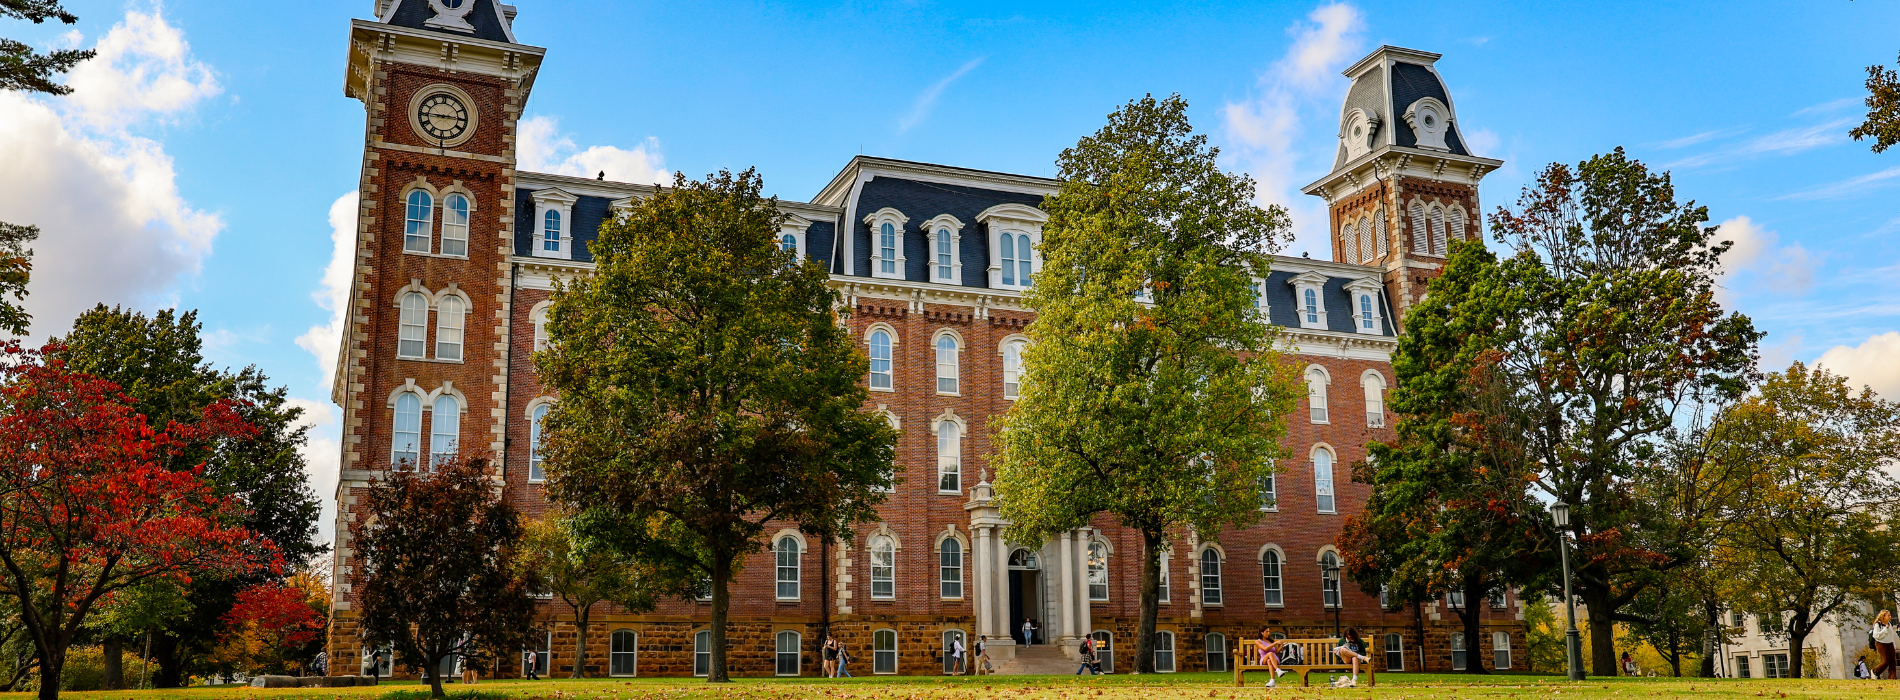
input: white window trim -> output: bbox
[1153,630,1177,673]
[933,329,962,397]
[1361,369,1388,429]
[437,186,476,258]
[1258,544,1285,608]
[1247,275,1271,318]
[401,181,438,255]
[865,324,898,393]
[609,629,639,677]
[920,214,965,284]
[1492,631,1512,670]
[872,628,899,674]
[1344,278,1384,336]
[432,288,469,363]
[935,528,968,600]
[774,531,804,601]
[874,406,900,493]
[1305,364,1332,425]
[524,396,555,483]
[1340,107,1381,161]
[998,335,1029,401]
[931,409,966,495]
[779,213,812,260]
[693,630,711,677]
[532,188,578,260]
[1157,545,1172,604]
[1259,458,1279,511]
[1319,547,1343,608]
[774,631,802,677]
[977,203,1047,291]
[1313,443,1337,515]
[530,300,553,353]
[1086,539,1110,601]
[1287,271,1331,331]
[863,207,909,281]
[1402,96,1453,152]
[1197,545,1224,608]
[868,533,898,599]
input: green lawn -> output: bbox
[35,673,1892,700]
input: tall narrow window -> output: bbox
[1087,541,1108,600]
[1364,373,1386,428]
[1315,447,1335,513]
[1374,208,1389,254]
[1358,294,1377,331]
[1199,549,1222,605]
[1321,551,1341,607]
[1153,631,1176,673]
[940,538,963,598]
[1450,208,1468,242]
[441,194,469,256]
[1261,549,1283,606]
[870,536,895,599]
[435,295,465,361]
[1340,223,1359,264]
[1303,288,1320,324]
[879,222,897,275]
[867,330,893,390]
[1429,206,1448,255]
[872,629,897,674]
[999,233,1017,286]
[1410,201,1429,254]
[775,535,800,600]
[1490,587,1508,609]
[937,420,961,493]
[610,630,638,676]
[935,228,953,280]
[941,630,966,674]
[1205,633,1228,673]
[529,403,550,482]
[1248,280,1266,317]
[693,631,711,677]
[392,392,421,468]
[1450,632,1467,671]
[781,233,797,252]
[1260,464,1277,511]
[1306,368,1329,424]
[775,631,801,676]
[1358,218,1375,263]
[1448,588,1465,609]
[543,210,563,252]
[1384,633,1404,671]
[430,395,459,467]
[405,190,433,253]
[1091,632,1114,673]
[1002,341,1025,399]
[1158,558,1170,603]
[398,293,427,358]
[1492,631,1511,670]
[1016,234,1033,285]
[935,335,959,394]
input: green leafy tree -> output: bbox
[537,169,896,682]
[990,94,1299,673]
[1340,241,1555,675]
[517,517,659,678]
[353,456,537,698]
[1480,149,1760,676]
[2,0,93,95]
[1523,593,1566,674]
[1622,573,1704,676]
[1851,51,1900,153]
[1711,362,1900,679]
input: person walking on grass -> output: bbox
[951,635,967,675]
[837,642,855,678]
[974,636,991,675]
[1874,610,1899,680]
[1075,638,1101,675]
[823,636,839,678]
[1330,628,1369,688]
[522,649,538,681]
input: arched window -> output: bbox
[531,304,550,352]
[1002,340,1025,399]
[543,209,563,253]
[529,403,550,482]
[1450,208,1468,242]
[941,630,965,674]
[867,330,892,390]
[1016,233,1033,286]
[404,190,433,253]
[1153,631,1176,673]
[1358,218,1375,263]
[781,233,797,252]
[872,629,898,674]
[1410,201,1430,254]
[693,630,711,677]
[878,222,898,275]
[1205,632,1228,673]
[1087,541,1108,600]
[1339,223,1358,264]
[935,228,954,280]
[430,395,459,467]
[1090,631,1114,673]
[528,633,550,677]
[935,334,959,394]
[1199,549,1223,605]
[1358,293,1377,332]
[870,536,895,599]
[1493,631,1512,669]
[1321,550,1341,607]
[392,392,422,468]
[1261,549,1283,606]
[441,193,469,256]
[610,630,637,676]
[1302,288,1320,325]
[1363,372,1387,428]
[775,535,800,600]
[1314,447,1336,513]
[937,419,961,493]
[1429,206,1448,255]
[1260,466,1277,512]
[775,631,801,676]
[1373,207,1389,254]
[999,232,1018,286]
[435,295,465,361]
[1449,632,1467,671]
[1384,633,1404,671]
[940,538,963,598]
[398,292,428,358]
[1306,367,1329,424]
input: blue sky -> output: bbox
[2,1,1897,541]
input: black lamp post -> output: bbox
[1319,557,1343,639]
[1551,501,1584,681]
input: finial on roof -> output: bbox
[597,171,605,181]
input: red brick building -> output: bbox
[329,0,1521,679]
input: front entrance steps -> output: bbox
[991,644,1076,675]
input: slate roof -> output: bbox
[379,0,518,44]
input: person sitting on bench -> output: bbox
[1331,628,1369,688]
[1253,627,1286,687]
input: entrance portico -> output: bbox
[965,476,1095,664]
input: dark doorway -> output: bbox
[1007,549,1042,645]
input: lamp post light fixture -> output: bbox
[1319,557,1343,639]
[1550,501,1584,681]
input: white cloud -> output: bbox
[1815,332,1900,400]
[1666,117,1857,169]
[1713,215,1814,304]
[1646,127,1747,151]
[286,396,341,547]
[1775,165,1900,202]
[900,57,985,134]
[0,9,223,340]
[290,192,358,548]
[1463,128,1500,158]
[1219,2,1365,255]
[517,115,668,184]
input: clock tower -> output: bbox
[329,0,543,672]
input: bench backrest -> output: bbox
[1234,638,1347,666]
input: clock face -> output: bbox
[417,93,469,142]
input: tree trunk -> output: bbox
[571,608,590,679]
[709,554,731,682]
[1787,607,1811,679]
[1457,579,1489,675]
[427,653,445,698]
[1698,597,1721,678]
[35,643,64,700]
[1582,587,1617,676]
[1134,529,1163,674]
[150,634,186,688]
[102,637,123,690]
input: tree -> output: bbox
[1523,593,1565,674]
[990,94,1299,673]
[1710,362,1900,679]
[0,343,265,700]
[1851,51,1900,153]
[517,516,657,678]
[537,168,894,682]
[1482,149,1760,675]
[2,0,94,95]
[1622,572,1704,677]
[207,581,325,676]
[50,306,323,686]
[352,456,537,698]
[1340,241,1555,675]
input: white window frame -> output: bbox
[1153,631,1176,673]
[1345,278,1384,335]
[775,630,801,676]
[1320,550,1341,608]
[435,293,466,361]
[1492,631,1511,670]
[1410,200,1432,255]
[872,628,898,674]
[398,291,429,359]
[1339,221,1359,264]
[1428,204,1448,256]
[1314,445,1336,514]
[863,208,908,280]
[870,535,896,599]
[609,629,638,677]
[391,391,423,469]
[531,188,578,260]
[1205,632,1228,673]
[941,629,967,675]
[404,188,435,254]
[1247,275,1270,318]
[1287,271,1330,331]
[1449,204,1470,244]
[1198,547,1223,607]
[920,214,965,284]
[1000,337,1027,400]
[527,400,552,483]
[775,535,801,601]
[1357,216,1375,263]
[1086,540,1109,601]
[1373,207,1389,255]
[1157,546,1171,603]
[866,326,896,392]
[1260,459,1278,511]
[429,394,460,467]
[977,203,1046,291]
[939,536,964,599]
[779,213,812,260]
[1259,546,1284,607]
[1362,370,1388,428]
[934,415,962,494]
[440,192,471,257]
[1091,631,1114,673]
[1384,633,1404,671]
[934,331,961,396]
[1306,365,1331,424]
[1449,632,1467,671]
[693,630,711,677]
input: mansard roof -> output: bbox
[374,0,520,44]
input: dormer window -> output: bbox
[1403,97,1452,152]
[977,203,1047,291]
[920,214,965,284]
[1344,278,1384,335]
[1287,271,1330,331]
[530,188,578,260]
[1304,289,1319,322]
[862,208,908,280]
[779,213,812,261]
[1340,107,1381,161]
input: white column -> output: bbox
[994,528,1010,639]
[973,526,991,639]
[1059,532,1077,644]
[1075,529,1092,640]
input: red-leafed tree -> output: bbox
[212,581,326,675]
[0,343,267,700]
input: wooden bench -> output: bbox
[1231,638,1376,688]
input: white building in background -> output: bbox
[1719,605,1876,680]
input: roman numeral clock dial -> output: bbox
[418,93,468,142]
